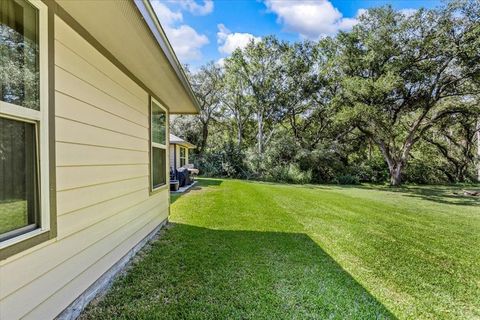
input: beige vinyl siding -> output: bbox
[176,147,181,169]
[56,177,148,215]
[56,117,149,151]
[55,67,147,127]
[0,16,170,320]
[169,144,192,170]
[22,216,164,319]
[56,165,148,191]
[169,144,175,170]
[55,92,147,140]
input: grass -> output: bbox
[0,200,27,234]
[81,179,480,320]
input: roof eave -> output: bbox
[171,141,196,149]
[134,0,200,114]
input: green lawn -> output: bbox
[81,179,480,320]
[0,200,27,234]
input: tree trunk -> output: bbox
[257,113,264,155]
[200,123,208,154]
[457,169,466,183]
[389,162,403,186]
[440,168,456,183]
[377,141,405,187]
[368,140,372,161]
[477,119,480,182]
[236,116,243,150]
[237,126,243,150]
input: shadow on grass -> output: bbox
[241,179,480,206]
[81,224,396,320]
[291,182,480,206]
[357,184,480,206]
[171,178,223,205]
[195,178,223,187]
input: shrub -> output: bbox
[192,142,250,178]
[265,163,312,184]
[285,163,312,184]
[336,174,360,185]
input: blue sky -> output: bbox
[151,0,443,69]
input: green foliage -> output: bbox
[335,4,480,185]
[335,174,360,185]
[0,24,39,109]
[193,141,249,179]
[266,163,312,185]
[176,0,480,185]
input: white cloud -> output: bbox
[178,0,214,15]
[167,25,209,60]
[399,8,417,17]
[151,1,209,62]
[215,57,226,67]
[152,1,182,25]
[264,0,364,39]
[337,17,358,31]
[217,24,261,55]
[356,8,368,18]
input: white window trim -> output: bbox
[0,0,50,249]
[179,146,187,167]
[150,97,169,191]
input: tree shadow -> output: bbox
[356,184,480,206]
[237,179,480,206]
[81,224,396,320]
[194,178,223,188]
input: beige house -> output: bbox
[0,1,199,319]
[169,134,196,172]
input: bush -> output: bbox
[335,174,360,185]
[285,163,312,184]
[405,160,448,184]
[297,148,344,183]
[265,163,311,184]
[192,142,250,178]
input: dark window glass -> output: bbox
[151,102,166,145]
[0,117,38,240]
[152,147,166,188]
[0,0,39,110]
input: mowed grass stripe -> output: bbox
[81,178,480,320]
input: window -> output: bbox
[0,118,38,240]
[179,147,186,167]
[0,0,49,245]
[151,98,167,190]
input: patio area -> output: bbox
[171,180,198,194]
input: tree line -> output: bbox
[171,1,480,186]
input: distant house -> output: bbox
[169,134,196,171]
[0,1,199,319]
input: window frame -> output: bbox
[179,146,187,167]
[0,0,51,250]
[150,97,168,192]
